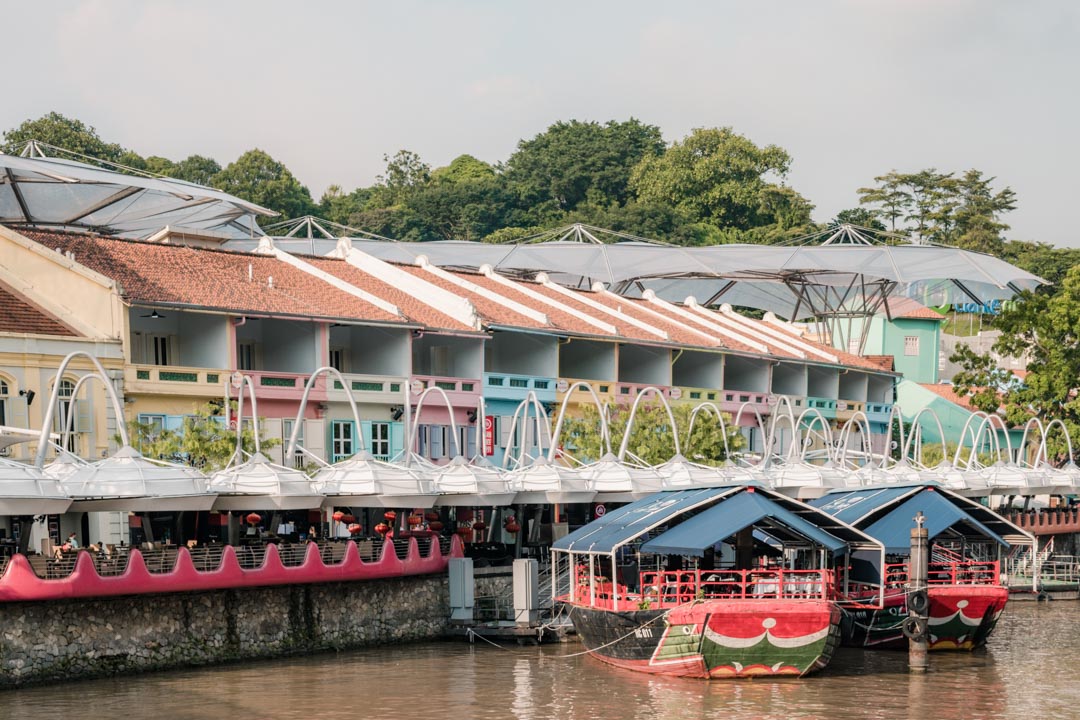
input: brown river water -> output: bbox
[3,601,1078,720]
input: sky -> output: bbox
[5,1,1079,246]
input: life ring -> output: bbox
[908,589,930,615]
[902,615,928,641]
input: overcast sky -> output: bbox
[6,1,1078,245]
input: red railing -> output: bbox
[568,567,834,610]
[882,560,1000,587]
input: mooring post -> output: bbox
[908,511,929,673]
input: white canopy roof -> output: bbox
[0,153,273,239]
[61,445,216,511]
[0,458,72,515]
[209,452,323,511]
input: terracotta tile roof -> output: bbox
[395,265,542,331]
[18,230,403,325]
[920,383,979,411]
[880,297,946,321]
[863,355,895,372]
[0,281,77,336]
[305,257,470,331]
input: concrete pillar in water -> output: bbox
[908,512,929,673]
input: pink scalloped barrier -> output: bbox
[0,536,464,602]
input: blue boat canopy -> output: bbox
[640,490,849,557]
[551,486,739,554]
[811,485,1032,553]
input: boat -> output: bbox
[812,484,1034,650]
[551,485,884,678]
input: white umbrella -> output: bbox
[432,456,515,507]
[64,445,216,512]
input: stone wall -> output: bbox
[0,575,459,689]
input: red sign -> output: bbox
[594,504,606,518]
[482,415,495,456]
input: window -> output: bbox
[57,379,77,453]
[283,419,304,469]
[0,378,8,427]
[904,336,920,356]
[329,348,347,373]
[429,424,444,459]
[331,421,355,462]
[371,422,390,460]
[237,342,256,370]
[152,335,171,366]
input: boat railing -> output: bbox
[141,547,180,574]
[190,545,226,572]
[391,537,411,560]
[609,568,834,609]
[235,544,267,570]
[277,543,311,568]
[438,535,453,558]
[884,560,1001,587]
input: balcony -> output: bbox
[244,370,326,403]
[555,377,616,408]
[835,400,866,422]
[719,390,771,420]
[483,373,556,404]
[613,381,676,404]
[125,364,228,398]
[805,397,837,420]
[865,402,893,425]
[327,373,407,405]
[411,375,481,408]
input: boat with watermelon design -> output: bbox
[812,484,1033,651]
[551,485,885,679]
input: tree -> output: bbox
[560,403,743,466]
[123,401,280,473]
[1,112,126,162]
[951,169,1016,255]
[373,149,431,206]
[506,119,664,212]
[431,154,496,184]
[856,171,910,231]
[833,208,886,231]
[629,127,808,233]
[211,149,316,220]
[170,155,223,186]
[951,267,1080,462]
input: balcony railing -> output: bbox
[327,373,407,402]
[483,373,557,402]
[126,364,227,397]
[411,375,482,405]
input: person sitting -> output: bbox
[66,532,79,550]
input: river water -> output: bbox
[3,601,1078,720]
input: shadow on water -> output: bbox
[2,602,1078,720]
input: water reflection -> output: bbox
[2,603,1075,720]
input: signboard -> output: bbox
[669,387,683,400]
[556,379,569,393]
[594,504,606,518]
[837,401,848,411]
[230,371,244,389]
[409,379,425,395]
[482,415,495,456]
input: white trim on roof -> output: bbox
[256,238,403,318]
[537,273,667,340]
[719,305,838,363]
[416,256,549,325]
[639,289,768,353]
[763,312,807,337]
[329,238,481,330]
[478,265,617,335]
[592,285,717,346]
[685,300,806,359]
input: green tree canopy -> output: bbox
[560,403,743,466]
[506,119,664,212]
[629,127,810,235]
[951,266,1080,461]
[211,149,316,220]
[1,112,126,162]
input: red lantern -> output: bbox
[384,511,397,522]
[424,511,440,523]
[504,517,520,534]
[472,521,487,532]
[374,523,390,536]
[347,523,363,535]
[245,513,261,526]
[332,511,345,523]
[456,526,472,538]
[342,514,356,524]
[428,521,443,532]
[407,514,422,526]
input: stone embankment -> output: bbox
[0,573,509,689]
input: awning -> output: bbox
[812,484,1030,553]
[863,490,1008,553]
[551,486,738,554]
[639,490,848,557]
